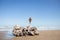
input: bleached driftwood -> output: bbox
[12,25,39,36]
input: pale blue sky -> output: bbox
[0,0,60,27]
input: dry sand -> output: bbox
[0,30,60,40]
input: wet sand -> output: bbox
[0,30,60,40]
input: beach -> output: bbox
[0,30,60,40]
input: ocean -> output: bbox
[0,25,60,31]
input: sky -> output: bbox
[0,0,60,27]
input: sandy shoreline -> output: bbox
[0,30,60,40]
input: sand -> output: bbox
[0,30,60,40]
